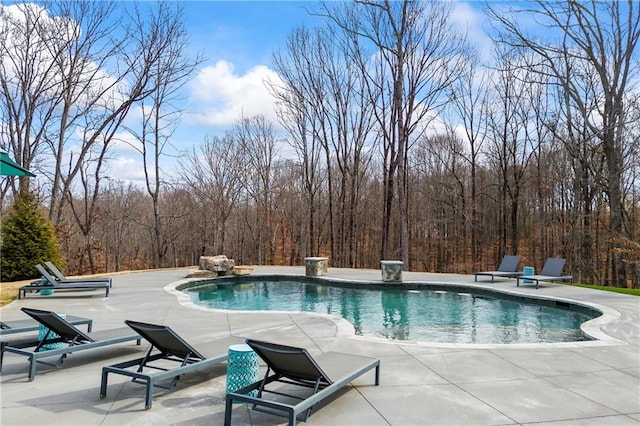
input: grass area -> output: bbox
[0,281,27,307]
[570,283,640,296]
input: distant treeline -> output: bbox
[1,1,638,287]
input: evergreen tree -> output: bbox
[1,193,64,281]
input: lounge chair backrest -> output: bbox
[246,339,332,385]
[497,255,520,272]
[44,261,66,281]
[21,307,94,343]
[124,320,206,361]
[35,264,58,284]
[540,258,566,276]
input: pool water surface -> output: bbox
[184,280,599,344]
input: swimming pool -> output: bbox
[181,277,600,344]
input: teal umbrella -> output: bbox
[0,152,35,177]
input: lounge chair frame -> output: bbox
[224,339,380,426]
[44,261,113,288]
[474,255,522,282]
[516,258,573,289]
[2,308,140,380]
[100,320,243,409]
[19,264,110,299]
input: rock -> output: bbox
[199,255,235,274]
[233,266,254,276]
[185,270,218,278]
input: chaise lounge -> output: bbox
[44,261,113,288]
[0,313,93,371]
[100,320,244,409]
[2,308,141,380]
[18,264,110,299]
[516,257,573,289]
[474,255,522,282]
[224,339,380,426]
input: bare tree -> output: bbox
[0,2,69,197]
[488,0,640,285]
[99,180,148,272]
[123,2,203,268]
[446,55,490,270]
[233,115,280,264]
[269,27,326,258]
[179,134,244,256]
[270,25,375,267]
[320,0,468,268]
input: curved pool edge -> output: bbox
[164,274,628,349]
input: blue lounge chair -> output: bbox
[2,308,140,380]
[224,339,380,426]
[474,255,522,282]
[516,258,573,289]
[100,320,243,409]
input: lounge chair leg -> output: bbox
[224,394,234,426]
[28,355,37,381]
[145,379,153,409]
[0,342,6,372]
[100,369,109,398]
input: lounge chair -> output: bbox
[18,264,110,299]
[474,255,522,282]
[224,339,380,426]
[516,258,573,289]
[0,314,93,371]
[44,261,113,288]
[100,320,244,409]
[2,308,141,380]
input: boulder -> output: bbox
[199,255,235,275]
[185,270,218,278]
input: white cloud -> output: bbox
[105,156,148,188]
[109,128,144,155]
[450,1,494,63]
[186,60,282,127]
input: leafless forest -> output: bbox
[1,1,639,287]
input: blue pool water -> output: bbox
[183,279,598,344]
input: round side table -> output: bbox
[226,344,259,398]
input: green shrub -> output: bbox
[1,193,64,281]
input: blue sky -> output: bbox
[2,1,492,185]
[110,1,334,183]
[108,1,494,184]
[184,1,324,73]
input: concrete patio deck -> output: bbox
[1,266,639,425]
